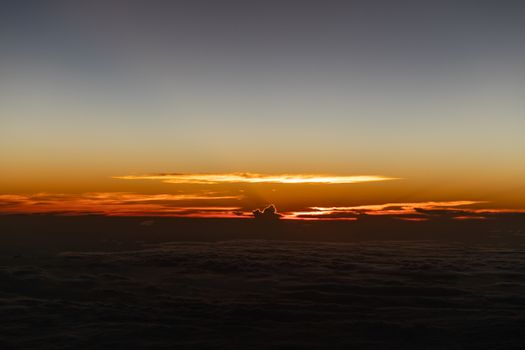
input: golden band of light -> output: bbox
[113,173,398,184]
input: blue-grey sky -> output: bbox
[1,1,524,206]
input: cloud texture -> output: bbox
[2,239,525,349]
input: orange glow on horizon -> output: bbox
[1,193,525,220]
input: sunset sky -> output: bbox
[1,1,524,218]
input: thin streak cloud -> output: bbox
[286,201,491,220]
[310,201,486,213]
[114,173,398,184]
[0,193,243,217]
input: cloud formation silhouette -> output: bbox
[253,205,282,220]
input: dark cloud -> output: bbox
[295,211,360,220]
[414,207,466,216]
[252,204,282,220]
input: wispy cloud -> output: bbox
[113,173,397,184]
[0,192,244,217]
[285,201,495,220]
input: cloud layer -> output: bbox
[3,239,525,349]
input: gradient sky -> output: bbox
[1,1,524,216]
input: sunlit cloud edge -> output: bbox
[113,173,399,185]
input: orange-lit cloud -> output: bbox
[113,173,397,184]
[284,201,492,220]
[0,193,245,217]
[2,193,524,220]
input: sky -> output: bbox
[1,0,524,218]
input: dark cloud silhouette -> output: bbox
[252,204,282,220]
[414,207,466,216]
[295,211,360,220]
